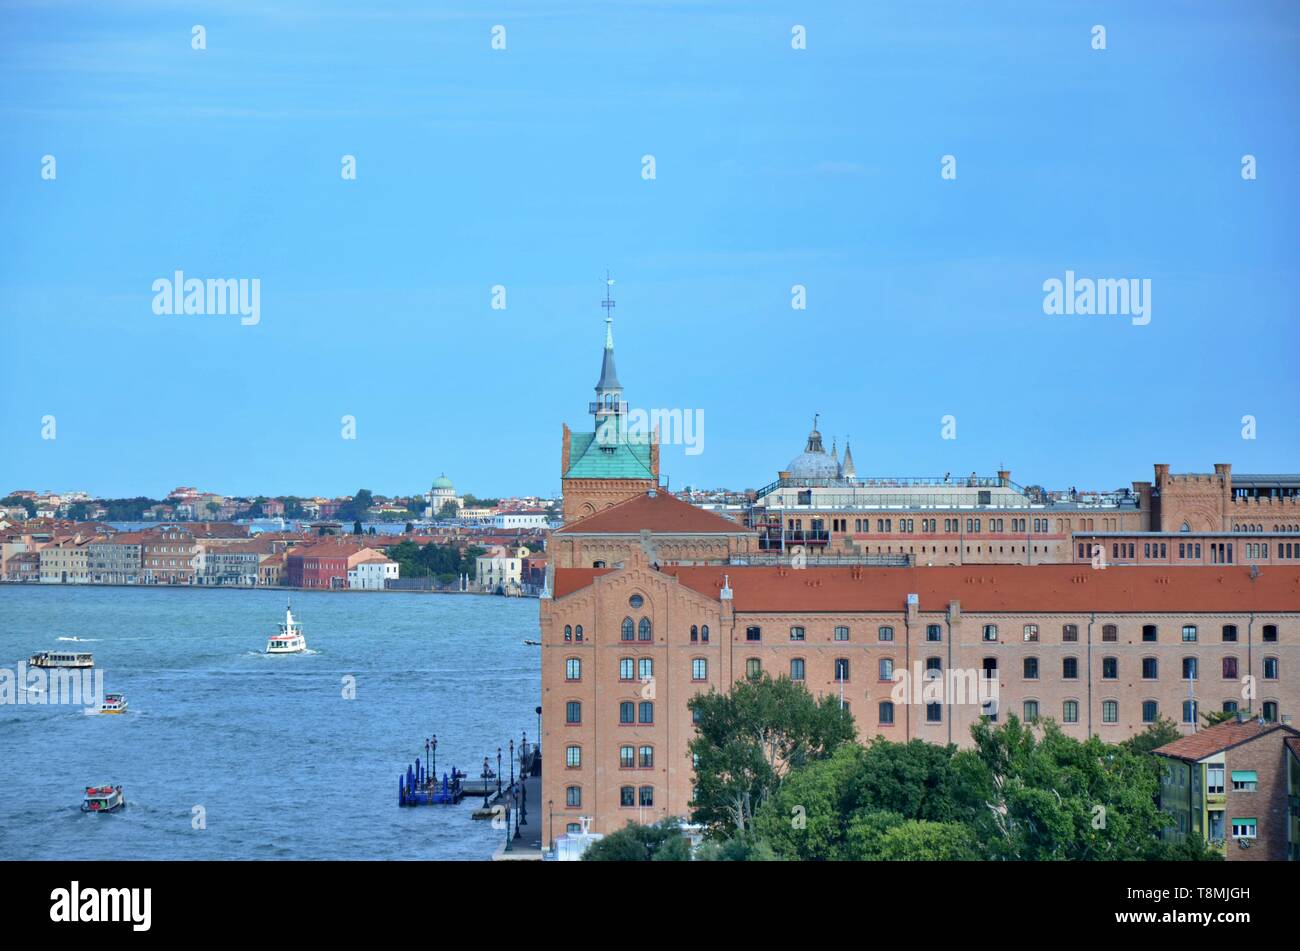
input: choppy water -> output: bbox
[0,585,540,860]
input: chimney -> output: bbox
[997,469,1011,486]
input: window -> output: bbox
[790,626,805,641]
[1231,771,1258,792]
[926,623,941,642]
[639,746,654,768]
[1102,624,1117,642]
[629,594,644,608]
[874,658,890,681]
[619,786,634,807]
[638,617,652,641]
[700,624,709,643]
[1142,624,1157,642]
[746,658,761,678]
[563,625,572,642]
[879,701,895,724]
[638,701,654,724]
[619,701,634,724]
[746,626,761,642]
[1102,657,1118,680]
[1264,657,1278,680]
[1182,657,1198,680]
[834,625,850,641]
[1222,657,1238,679]
[574,625,583,642]
[619,658,634,681]
[1142,700,1158,723]
[879,626,894,642]
[619,746,635,768]
[1221,624,1238,642]
[1262,624,1278,642]
[1063,624,1078,642]
[1142,657,1158,679]
[1062,700,1079,723]
[1207,766,1224,795]
[1230,819,1256,839]
[790,658,805,681]
[621,617,634,641]
[983,624,998,642]
[690,625,698,642]
[566,785,581,807]
[835,658,852,681]
[1062,657,1078,680]
[925,656,942,679]
[1102,700,1118,723]
[926,702,941,723]
[565,658,581,681]
[638,658,653,680]
[565,701,581,724]
[1023,700,1039,720]
[1181,625,1198,642]
[565,746,581,768]
[639,786,654,807]
[692,658,708,681]
[1023,624,1039,642]
[1223,700,1238,714]
[1182,699,1198,723]
[1262,701,1278,722]
[1023,657,1039,679]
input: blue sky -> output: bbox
[2,1,1297,500]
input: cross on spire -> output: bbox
[602,270,616,320]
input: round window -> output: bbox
[629,594,644,608]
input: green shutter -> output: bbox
[1230,771,1258,783]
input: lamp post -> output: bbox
[513,784,522,840]
[431,735,437,781]
[509,739,515,792]
[482,757,491,809]
[496,748,502,797]
[424,738,430,789]
[548,800,554,850]
[535,706,542,756]
[519,771,527,827]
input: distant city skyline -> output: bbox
[3,1,1298,499]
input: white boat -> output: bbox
[82,785,125,813]
[29,651,93,669]
[98,693,128,715]
[265,604,307,654]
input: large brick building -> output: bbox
[539,315,1300,841]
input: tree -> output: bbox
[688,673,857,836]
[1121,716,1183,756]
[404,522,414,534]
[352,520,363,535]
[439,500,460,518]
[336,489,374,523]
[874,820,981,861]
[582,820,691,861]
[969,716,1177,861]
[1,496,38,518]
[1201,709,1236,728]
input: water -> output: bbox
[0,585,540,860]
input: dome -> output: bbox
[785,451,841,480]
[432,475,454,490]
[784,418,841,480]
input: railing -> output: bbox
[731,553,911,567]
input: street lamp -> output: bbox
[513,784,522,841]
[431,735,437,782]
[423,738,430,789]
[509,739,515,792]
[496,747,502,797]
[481,757,491,809]
[548,799,554,850]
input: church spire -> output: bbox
[842,437,857,480]
[592,273,625,445]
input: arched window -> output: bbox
[638,617,652,641]
[564,625,572,641]
[701,624,709,643]
[574,625,583,642]
[690,625,698,642]
[621,617,634,641]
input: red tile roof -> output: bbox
[553,564,1300,613]
[1152,718,1299,762]
[556,490,746,535]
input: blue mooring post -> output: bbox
[398,775,404,806]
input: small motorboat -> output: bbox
[82,785,125,813]
[523,639,540,646]
[266,603,307,654]
[98,693,128,715]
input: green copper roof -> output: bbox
[566,431,654,479]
